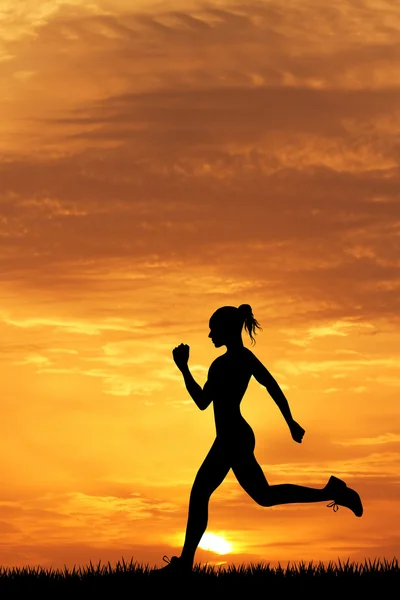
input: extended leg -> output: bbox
[232,452,327,505]
[232,453,362,515]
[179,438,231,568]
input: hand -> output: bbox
[289,420,305,444]
[172,343,190,371]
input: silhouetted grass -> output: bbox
[0,557,398,595]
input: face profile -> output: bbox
[208,306,244,349]
[208,319,229,348]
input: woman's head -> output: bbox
[208,304,262,347]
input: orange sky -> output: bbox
[0,0,399,570]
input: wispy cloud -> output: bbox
[336,433,400,447]
[275,358,400,376]
[3,316,146,335]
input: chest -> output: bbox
[209,356,251,388]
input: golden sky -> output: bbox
[1,0,399,569]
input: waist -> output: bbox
[215,418,256,451]
[215,413,252,435]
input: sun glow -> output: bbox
[198,533,233,555]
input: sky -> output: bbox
[0,0,399,570]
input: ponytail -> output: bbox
[238,304,262,345]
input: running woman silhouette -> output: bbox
[154,304,363,574]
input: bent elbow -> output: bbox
[194,393,207,410]
[200,394,212,411]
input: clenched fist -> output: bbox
[289,420,305,444]
[172,343,190,372]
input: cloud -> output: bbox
[3,315,146,335]
[259,451,400,481]
[275,357,400,376]
[15,353,51,366]
[336,433,400,447]
[2,0,400,331]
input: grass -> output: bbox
[0,557,398,596]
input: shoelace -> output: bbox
[327,501,339,512]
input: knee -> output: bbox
[250,489,273,507]
[257,496,273,508]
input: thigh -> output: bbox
[192,438,231,495]
[220,422,269,502]
[218,419,256,461]
[231,451,270,504]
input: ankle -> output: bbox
[179,554,194,570]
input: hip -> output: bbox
[215,417,256,451]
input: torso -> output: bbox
[208,347,254,437]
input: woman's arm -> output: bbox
[172,344,212,411]
[249,351,305,443]
[180,365,212,411]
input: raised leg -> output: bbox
[232,453,327,505]
[232,452,362,515]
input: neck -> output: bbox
[225,338,244,353]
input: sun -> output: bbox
[198,532,233,555]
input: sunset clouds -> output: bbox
[0,0,399,569]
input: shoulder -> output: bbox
[243,347,258,363]
[209,356,224,370]
[245,349,272,386]
[243,347,255,356]
[243,348,265,372]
